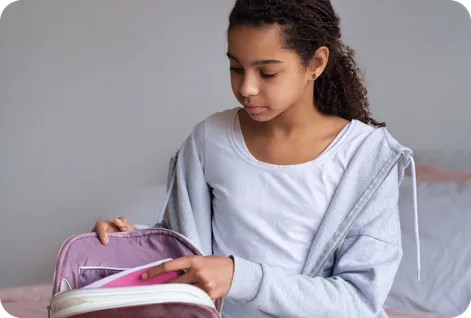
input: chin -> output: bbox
[241,106,277,121]
[247,115,271,122]
[252,111,290,124]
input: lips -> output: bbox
[243,105,266,115]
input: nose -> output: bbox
[238,74,259,97]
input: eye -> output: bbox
[230,66,244,73]
[260,72,277,79]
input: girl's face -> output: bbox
[227,24,320,122]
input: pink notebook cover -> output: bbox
[84,258,180,288]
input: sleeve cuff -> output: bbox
[226,255,263,302]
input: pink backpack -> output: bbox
[47,228,223,318]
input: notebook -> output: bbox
[83,258,180,288]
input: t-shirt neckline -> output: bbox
[228,108,356,171]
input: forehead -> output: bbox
[227,24,293,62]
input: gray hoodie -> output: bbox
[154,122,420,318]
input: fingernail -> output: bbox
[141,273,148,280]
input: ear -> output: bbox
[308,46,329,81]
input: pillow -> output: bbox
[411,149,471,172]
[405,163,471,183]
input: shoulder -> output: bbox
[189,107,239,146]
[326,119,374,159]
[347,119,414,184]
[345,119,375,139]
[343,119,409,157]
[193,107,239,135]
[179,107,240,161]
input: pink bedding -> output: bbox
[406,163,471,183]
[385,308,450,318]
[0,283,451,318]
[0,284,50,318]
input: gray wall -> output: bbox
[0,0,236,288]
[0,0,470,288]
[334,0,471,151]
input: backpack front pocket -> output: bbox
[77,266,129,288]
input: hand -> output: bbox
[142,256,235,300]
[91,216,135,245]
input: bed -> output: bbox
[1,150,468,318]
[385,149,471,317]
[0,283,452,318]
[0,284,51,318]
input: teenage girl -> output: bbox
[92,1,419,317]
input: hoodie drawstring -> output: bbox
[409,156,421,282]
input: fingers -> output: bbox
[112,218,128,231]
[168,273,214,300]
[95,221,121,245]
[142,257,195,280]
[166,271,196,285]
[95,221,113,245]
[121,217,135,232]
[192,282,215,300]
[92,216,134,246]
[113,217,135,232]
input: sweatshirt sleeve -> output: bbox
[226,165,403,317]
[161,119,215,255]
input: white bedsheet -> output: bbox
[385,176,471,316]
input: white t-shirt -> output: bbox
[196,108,374,318]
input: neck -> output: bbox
[253,86,327,137]
[265,101,325,136]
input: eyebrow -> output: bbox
[227,52,283,66]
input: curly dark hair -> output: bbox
[228,0,385,127]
